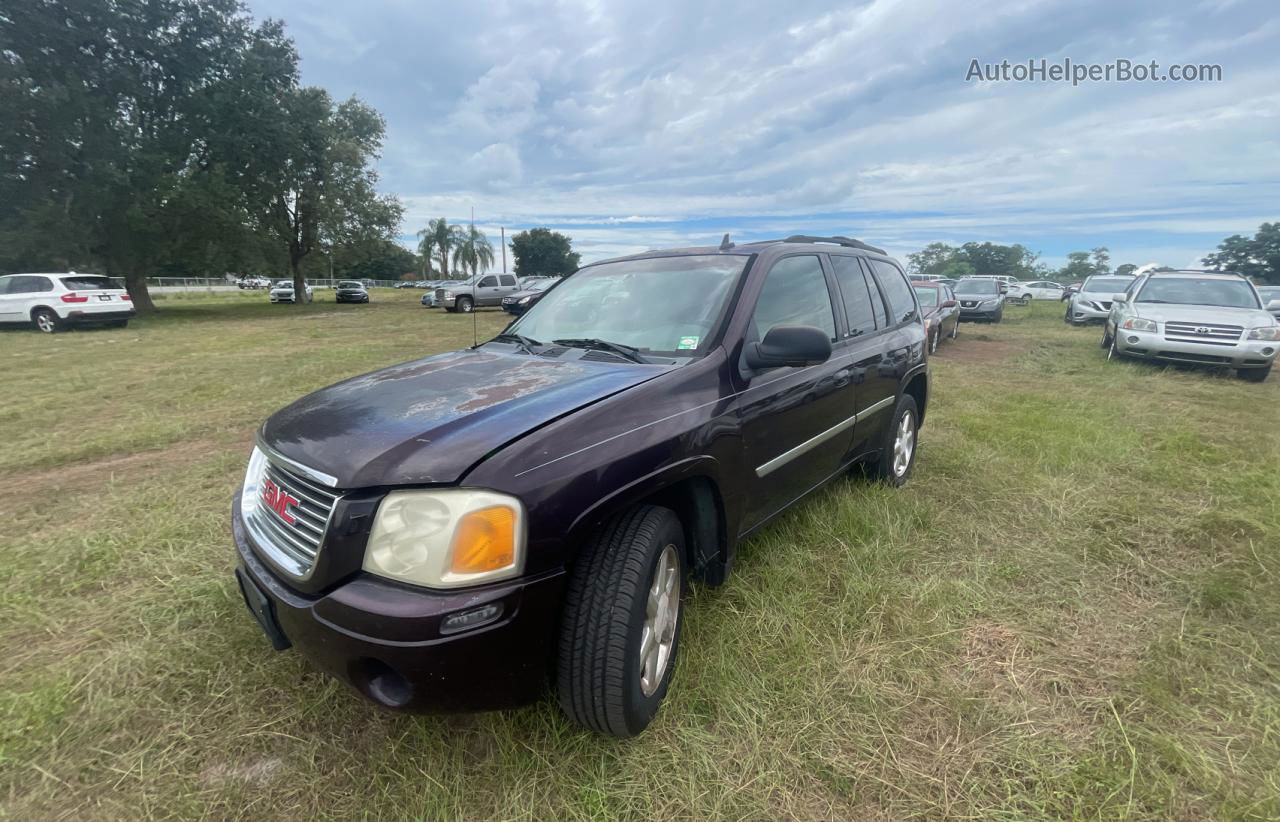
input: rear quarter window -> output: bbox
[868,260,918,325]
[60,276,123,290]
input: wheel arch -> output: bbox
[902,367,929,427]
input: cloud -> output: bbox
[248,0,1279,267]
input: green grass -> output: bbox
[1,294,1277,820]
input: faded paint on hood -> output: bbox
[262,348,670,488]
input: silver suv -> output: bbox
[1103,270,1280,382]
[1065,274,1136,325]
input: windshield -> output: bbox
[912,287,940,306]
[510,255,747,356]
[1135,277,1261,309]
[338,281,362,288]
[1082,277,1134,294]
[526,279,555,292]
[953,279,998,295]
[275,280,293,287]
[59,275,123,290]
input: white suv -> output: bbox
[0,273,135,333]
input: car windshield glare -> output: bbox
[1136,277,1261,309]
[913,287,940,306]
[953,279,997,295]
[510,255,747,355]
[1083,277,1134,294]
[338,281,362,288]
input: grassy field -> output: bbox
[1,291,1277,820]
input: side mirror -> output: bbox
[941,299,957,308]
[1267,299,1280,311]
[744,325,832,371]
[1112,293,1129,303]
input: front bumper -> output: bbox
[501,300,529,315]
[231,497,564,712]
[958,302,1001,320]
[336,292,368,302]
[1113,329,1278,369]
[1069,300,1111,323]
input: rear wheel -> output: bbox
[32,308,61,334]
[864,394,919,487]
[1237,366,1271,383]
[558,505,685,738]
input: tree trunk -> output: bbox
[438,243,448,278]
[122,270,157,313]
[291,254,307,306]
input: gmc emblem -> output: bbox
[262,478,299,524]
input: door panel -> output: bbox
[737,254,854,530]
[829,256,899,457]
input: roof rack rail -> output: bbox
[780,235,887,255]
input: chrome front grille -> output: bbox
[1163,321,1242,346]
[245,455,341,577]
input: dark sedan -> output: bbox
[500,277,558,315]
[912,281,959,352]
[335,280,370,303]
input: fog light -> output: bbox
[441,602,503,634]
[1126,335,1139,344]
[1263,347,1275,356]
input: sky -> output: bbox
[244,0,1279,270]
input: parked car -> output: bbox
[1018,281,1066,300]
[436,273,521,312]
[935,278,958,289]
[1103,270,1279,381]
[269,280,313,303]
[231,235,929,737]
[335,280,370,304]
[501,277,558,316]
[912,281,959,352]
[0,272,135,332]
[238,276,271,289]
[953,277,1004,322]
[395,281,417,289]
[1257,286,1280,319]
[1061,282,1083,301]
[909,274,944,283]
[1064,274,1136,325]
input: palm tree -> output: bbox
[416,217,463,279]
[452,224,495,280]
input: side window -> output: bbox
[869,260,917,324]
[829,256,880,337]
[0,277,12,295]
[750,255,836,343]
[478,276,498,288]
[499,274,517,287]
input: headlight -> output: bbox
[980,298,999,307]
[239,446,268,516]
[363,489,525,588]
[1120,317,1157,332]
[519,296,532,304]
[1246,326,1280,341]
[442,291,454,298]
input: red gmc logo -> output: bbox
[262,478,299,525]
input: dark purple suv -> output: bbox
[232,235,929,737]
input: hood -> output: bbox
[1131,303,1275,326]
[261,348,670,488]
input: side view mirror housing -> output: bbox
[941,299,958,308]
[743,325,832,371]
[1266,299,1280,311]
[1112,293,1129,303]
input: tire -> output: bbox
[558,505,686,738]
[929,329,938,354]
[1237,366,1271,383]
[990,310,1003,324]
[1064,306,1073,324]
[32,308,62,334]
[456,296,474,313]
[950,319,958,340]
[1101,325,1113,349]
[864,394,920,487]
[1107,338,1119,361]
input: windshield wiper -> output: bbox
[491,332,542,354]
[552,337,649,364]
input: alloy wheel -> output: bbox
[35,313,55,333]
[639,544,680,697]
[892,410,915,477]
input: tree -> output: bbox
[0,0,299,310]
[907,243,956,278]
[417,217,464,279]
[509,228,580,277]
[254,89,403,302]
[1091,247,1111,274]
[1114,263,1137,277]
[938,260,975,279]
[1203,223,1280,283]
[452,225,495,279]
[906,241,1040,279]
[1057,251,1098,282]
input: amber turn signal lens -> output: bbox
[450,505,517,573]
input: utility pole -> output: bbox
[501,226,506,273]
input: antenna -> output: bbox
[719,233,734,251]
[471,206,478,349]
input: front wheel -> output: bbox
[929,329,938,354]
[558,505,686,738]
[950,319,958,339]
[990,310,1003,324]
[1237,366,1271,383]
[456,296,474,313]
[1101,326,1113,349]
